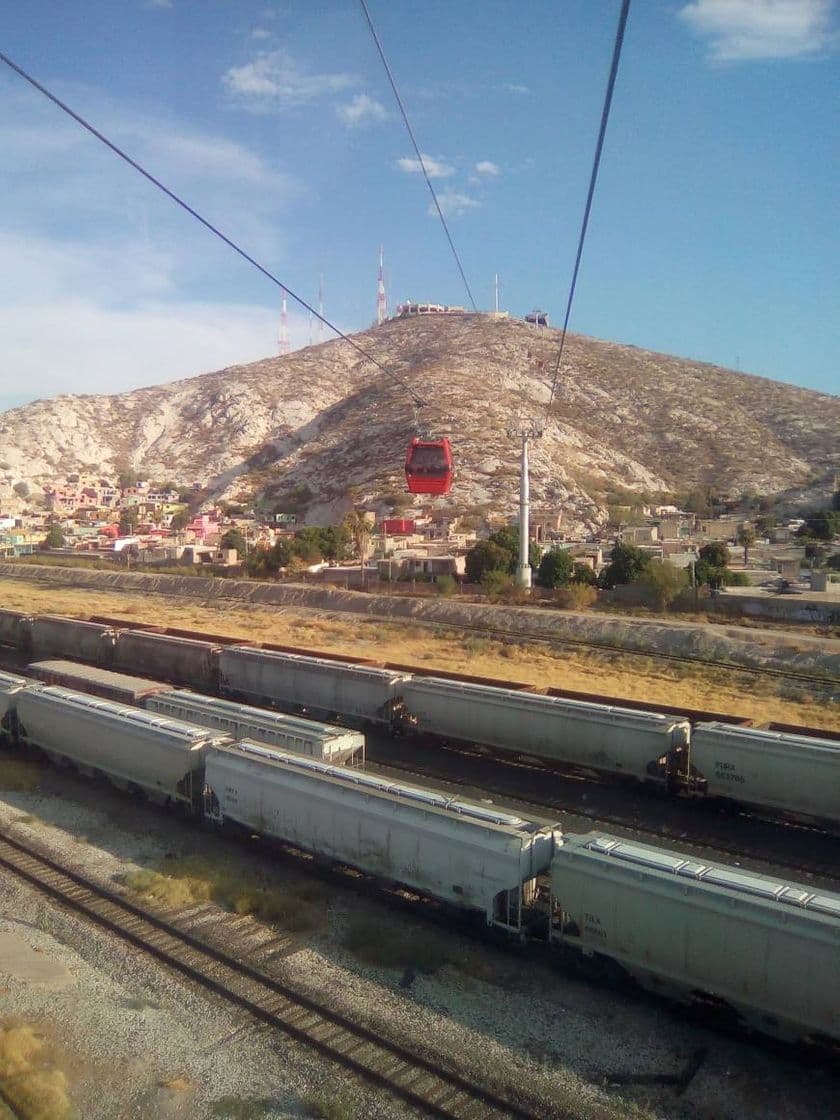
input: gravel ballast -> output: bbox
[0,766,837,1120]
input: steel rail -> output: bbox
[0,829,553,1120]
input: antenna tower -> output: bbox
[376,246,388,325]
[317,275,324,342]
[278,289,290,356]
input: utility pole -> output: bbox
[507,422,544,589]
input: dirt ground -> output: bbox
[0,578,836,731]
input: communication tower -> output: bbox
[317,275,325,342]
[376,246,388,325]
[278,289,290,356]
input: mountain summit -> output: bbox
[1,314,837,528]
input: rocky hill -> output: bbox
[1,314,837,531]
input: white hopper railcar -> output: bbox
[219,647,409,726]
[145,690,364,765]
[205,740,561,931]
[400,678,692,785]
[0,670,29,741]
[550,833,840,1044]
[690,723,840,831]
[15,686,225,808]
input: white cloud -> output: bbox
[430,191,479,218]
[0,297,285,401]
[396,153,454,178]
[503,82,530,94]
[678,0,837,61]
[336,93,388,127]
[251,27,272,41]
[474,160,500,176]
[223,50,356,108]
[0,86,305,401]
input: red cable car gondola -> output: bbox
[404,436,453,495]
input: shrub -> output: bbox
[481,569,513,601]
[435,573,457,596]
[554,583,598,610]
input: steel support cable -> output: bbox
[0,49,427,407]
[359,0,478,313]
[545,0,631,418]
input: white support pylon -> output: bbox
[506,422,545,590]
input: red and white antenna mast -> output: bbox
[376,245,388,325]
[278,289,290,356]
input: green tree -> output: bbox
[695,540,730,590]
[804,541,828,568]
[116,465,138,489]
[634,561,688,610]
[755,514,776,537]
[797,510,840,541]
[169,509,190,532]
[536,549,574,589]
[220,528,247,555]
[487,526,541,572]
[572,562,598,586]
[42,523,64,549]
[832,490,840,512]
[736,525,757,565]
[13,481,29,498]
[598,543,652,589]
[119,507,139,535]
[465,540,511,584]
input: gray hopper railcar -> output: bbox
[219,647,409,726]
[205,740,561,931]
[400,677,692,785]
[690,722,840,831]
[15,686,225,808]
[29,660,174,705]
[145,690,365,765]
[551,833,840,1044]
[30,615,115,665]
[113,631,220,691]
[0,609,32,649]
[0,670,29,740]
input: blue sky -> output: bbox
[1,0,837,412]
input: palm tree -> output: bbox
[344,508,371,581]
[736,525,756,565]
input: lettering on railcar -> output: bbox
[714,760,745,783]
[583,912,607,939]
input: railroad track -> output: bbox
[366,743,840,887]
[0,829,553,1120]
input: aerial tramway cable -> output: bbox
[359,0,477,315]
[0,49,427,410]
[360,0,472,495]
[545,0,631,420]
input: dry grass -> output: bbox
[0,1025,71,1120]
[0,578,836,731]
[123,852,327,932]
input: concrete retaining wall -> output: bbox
[1,562,838,682]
